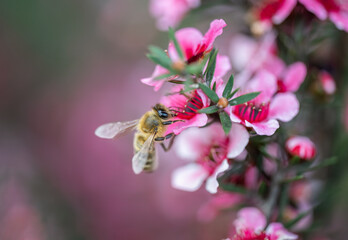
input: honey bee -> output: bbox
[95,104,180,174]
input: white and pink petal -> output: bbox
[245,119,279,136]
[269,93,299,122]
[171,163,208,191]
[227,123,249,159]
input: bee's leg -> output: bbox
[156,133,176,152]
[162,120,184,125]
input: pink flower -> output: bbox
[229,70,300,136]
[141,19,229,91]
[285,136,316,160]
[229,207,297,240]
[197,193,244,222]
[318,70,336,95]
[299,0,348,31]
[254,0,348,32]
[161,86,210,134]
[229,33,283,88]
[266,61,307,93]
[171,123,249,194]
[255,0,297,30]
[149,0,200,31]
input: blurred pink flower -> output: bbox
[229,33,280,87]
[161,87,210,134]
[299,0,348,31]
[149,0,201,31]
[267,61,307,93]
[229,70,300,136]
[197,193,244,222]
[228,207,297,240]
[171,123,249,194]
[254,0,348,32]
[286,136,316,160]
[318,70,336,95]
[256,0,297,30]
[141,19,229,91]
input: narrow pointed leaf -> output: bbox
[198,105,219,114]
[284,211,311,229]
[212,81,217,91]
[199,83,219,103]
[204,49,218,87]
[168,27,184,60]
[223,74,234,98]
[219,111,232,135]
[148,46,172,70]
[154,73,174,80]
[229,92,260,106]
[218,183,247,194]
[228,88,240,100]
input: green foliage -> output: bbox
[219,111,232,135]
[198,105,219,114]
[229,92,260,106]
[168,27,184,60]
[199,83,219,103]
[223,74,234,98]
[147,45,173,71]
[204,49,218,86]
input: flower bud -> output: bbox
[319,71,336,95]
[286,136,316,161]
[172,60,186,72]
[217,97,228,109]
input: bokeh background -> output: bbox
[1,0,348,240]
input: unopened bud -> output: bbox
[172,60,186,72]
[286,136,316,161]
[217,97,229,109]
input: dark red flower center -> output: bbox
[277,79,287,93]
[233,102,270,123]
[234,230,270,240]
[172,90,204,120]
[186,44,207,64]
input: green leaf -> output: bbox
[281,175,305,183]
[168,80,185,84]
[154,73,173,80]
[198,105,219,114]
[186,62,204,75]
[148,46,172,70]
[228,88,240,100]
[198,83,219,103]
[297,157,337,174]
[284,211,311,229]
[212,81,217,91]
[229,92,260,106]
[168,27,184,60]
[219,111,232,135]
[204,49,218,87]
[223,74,234,98]
[219,183,247,194]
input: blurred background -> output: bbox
[1,0,348,239]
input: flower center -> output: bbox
[173,90,204,120]
[277,79,287,93]
[199,142,228,175]
[234,230,270,240]
[233,101,270,123]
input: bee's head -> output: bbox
[153,104,170,120]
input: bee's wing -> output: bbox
[95,120,139,139]
[132,132,156,174]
